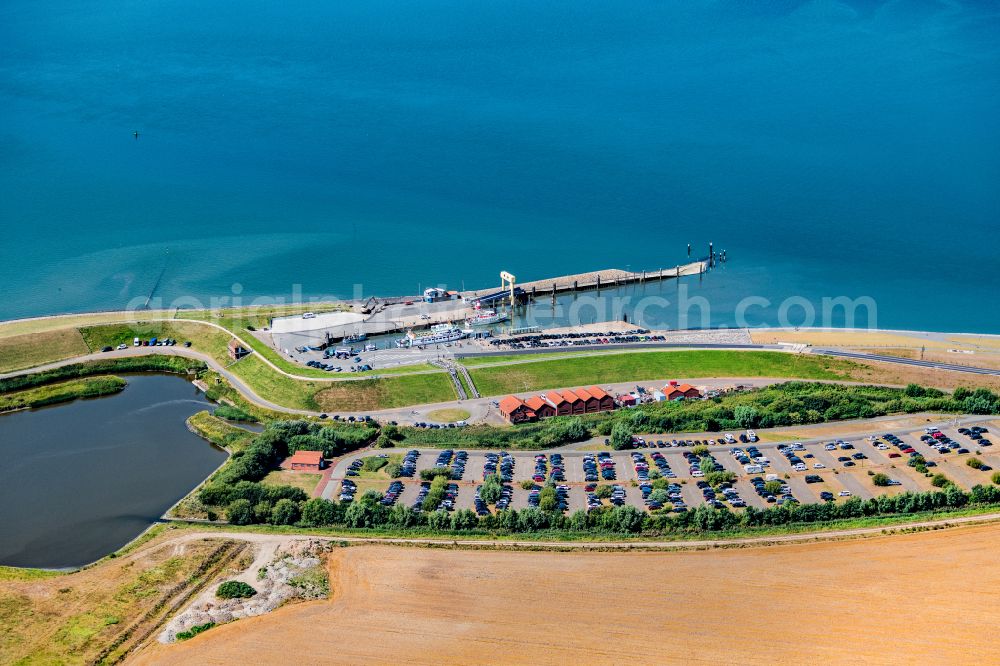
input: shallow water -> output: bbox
[0,1,997,330]
[0,375,225,569]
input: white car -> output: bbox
[302,312,316,319]
[793,463,807,471]
[877,444,889,450]
[133,337,140,346]
[825,443,837,451]
[116,343,127,350]
[813,463,826,469]
[839,490,852,497]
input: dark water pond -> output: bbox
[0,374,227,568]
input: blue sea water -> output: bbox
[0,0,998,331]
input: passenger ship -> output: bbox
[395,323,465,348]
[465,309,510,326]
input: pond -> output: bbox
[0,374,228,569]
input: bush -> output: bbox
[872,473,890,487]
[269,498,300,525]
[705,471,736,487]
[213,405,257,422]
[691,445,709,456]
[216,581,257,599]
[993,471,1000,486]
[176,622,215,641]
[763,480,783,496]
[520,480,536,490]
[594,485,613,499]
[931,474,952,488]
[420,467,452,481]
[385,462,403,478]
[966,457,984,470]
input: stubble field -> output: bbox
[132,523,1000,665]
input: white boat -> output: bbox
[396,323,465,348]
[465,309,509,326]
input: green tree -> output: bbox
[648,488,669,505]
[594,485,613,499]
[480,474,504,504]
[609,422,634,450]
[691,444,709,456]
[225,499,253,525]
[539,485,559,512]
[992,471,1000,486]
[763,480,783,496]
[966,457,984,470]
[269,498,301,525]
[699,457,716,475]
[734,405,759,429]
[300,498,337,526]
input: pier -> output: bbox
[267,258,714,349]
[462,259,709,301]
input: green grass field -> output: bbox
[0,327,90,373]
[79,321,234,361]
[458,350,627,367]
[262,470,322,495]
[311,372,457,411]
[468,350,855,396]
[0,375,126,413]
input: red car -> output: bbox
[888,452,901,458]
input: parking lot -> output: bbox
[320,417,1000,516]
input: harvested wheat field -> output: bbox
[133,524,1000,665]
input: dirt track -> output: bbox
[131,523,1000,665]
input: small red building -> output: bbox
[499,396,537,424]
[664,383,702,400]
[284,450,324,471]
[619,393,637,407]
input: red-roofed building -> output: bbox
[499,396,537,423]
[619,393,637,407]
[283,450,325,471]
[665,383,702,400]
[525,395,556,419]
[559,389,584,415]
[545,391,572,416]
[573,387,601,413]
[587,386,616,412]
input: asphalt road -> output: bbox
[812,348,1000,376]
